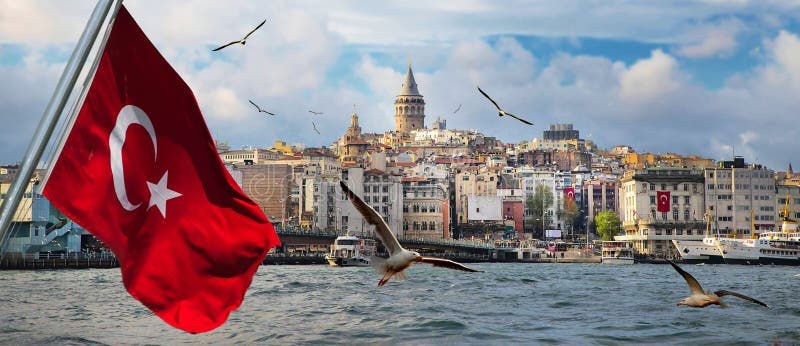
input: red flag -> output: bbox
[564,187,574,200]
[657,191,670,212]
[43,6,280,333]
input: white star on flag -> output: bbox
[147,171,182,218]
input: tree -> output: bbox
[525,184,553,237]
[595,211,622,241]
[561,197,580,233]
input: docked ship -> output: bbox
[601,241,635,264]
[325,235,377,267]
[672,237,725,264]
[672,214,725,264]
[716,198,800,265]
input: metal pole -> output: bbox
[0,0,116,251]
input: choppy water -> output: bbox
[1,263,799,345]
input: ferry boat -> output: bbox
[716,199,800,265]
[672,237,725,264]
[601,241,635,264]
[325,235,377,267]
[672,213,725,264]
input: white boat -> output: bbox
[601,241,635,264]
[325,235,377,267]
[717,201,800,265]
[672,237,725,265]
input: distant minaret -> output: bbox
[789,162,794,178]
[394,64,425,134]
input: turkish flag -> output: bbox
[43,6,280,333]
[657,191,671,212]
[564,187,575,200]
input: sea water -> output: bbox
[1,263,798,345]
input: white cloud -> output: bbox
[769,30,800,86]
[619,49,682,103]
[676,19,743,58]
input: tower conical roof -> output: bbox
[398,64,420,96]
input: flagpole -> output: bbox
[0,0,116,251]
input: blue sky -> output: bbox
[2,1,800,171]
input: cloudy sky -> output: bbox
[1,1,800,171]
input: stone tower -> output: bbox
[394,64,425,134]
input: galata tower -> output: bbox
[394,64,425,134]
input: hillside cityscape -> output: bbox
[1,64,798,260]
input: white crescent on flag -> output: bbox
[109,105,181,218]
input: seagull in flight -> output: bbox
[312,122,321,135]
[453,104,462,114]
[667,260,769,308]
[248,100,274,115]
[477,86,533,125]
[308,110,324,116]
[212,19,267,51]
[339,181,481,286]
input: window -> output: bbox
[708,184,714,190]
[662,212,668,220]
[684,196,690,204]
[672,196,678,204]
[673,209,679,220]
[673,184,678,191]
[684,210,690,220]
[661,184,666,190]
[429,222,436,231]
[650,183,655,190]
[650,196,656,204]
[683,184,688,191]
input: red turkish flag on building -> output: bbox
[43,6,280,333]
[657,191,671,212]
[564,187,575,200]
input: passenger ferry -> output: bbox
[672,237,725,265]
[672,213,725,264]
[601,241,635,264]
[717,201,800,265]
[325,235,377,267]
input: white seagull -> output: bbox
[339,181,481,286]
[312,122,321,135]
[477,86,533,125]
[667,259,769,308]
[212,19,267,51]
[248,100,275,116]
[308,110,324,116]
[453,104,462,114]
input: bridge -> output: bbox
[275,228,495,262]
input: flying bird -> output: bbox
[477,86,533,125]
[248,100,274,115]
[308,110,324,116]
[312,122,321,135]
[453,104,462,114]
[339,181,481,286]
[212,19,267,51]
[667,259,769,308]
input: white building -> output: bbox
[618,167,707,258]
[705,157,776,235]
